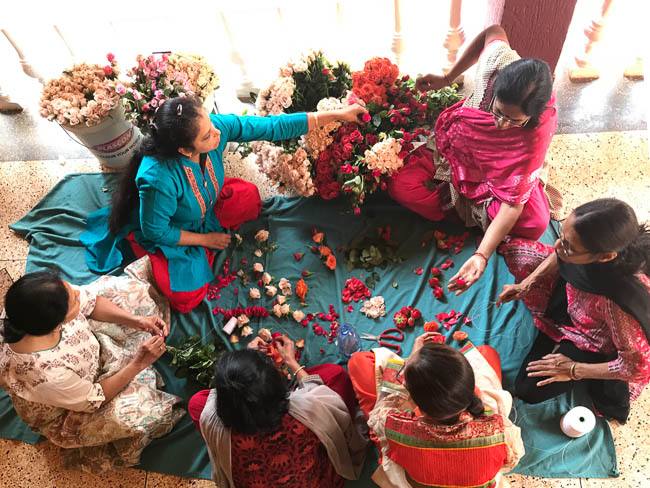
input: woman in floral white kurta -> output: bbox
[0,257,184,472]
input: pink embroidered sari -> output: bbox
[435,95,558,205]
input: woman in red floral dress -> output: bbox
[188,335,366,488]
[498,198,650,423]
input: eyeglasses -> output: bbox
[489,96,530,127]
[558,232,590,257]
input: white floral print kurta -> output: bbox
[0,257,184,472]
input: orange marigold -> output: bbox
[296,278,308,299]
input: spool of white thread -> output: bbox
[560,406,596,438]
[222,317,238,335]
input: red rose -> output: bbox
[413,267,423,275]
[350,130,363,143]
[407,317,415,327]
[433,287,444,299]
[366,134,379,146]
[393,311,408,328]
[411,308,422,320]
[361,113,371,123]
[106,52,115,63]
[102,65,113,76]
[428,277,440,288]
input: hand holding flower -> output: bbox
[448,254,487,296]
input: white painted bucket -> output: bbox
[62,103,143,169]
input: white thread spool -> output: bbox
[222,317,238,335]
[560,406,596,438]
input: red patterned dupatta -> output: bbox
[380,361,508,488]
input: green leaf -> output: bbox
[372,113,382,127]
[365,276,376,290]
[372,271,381,282]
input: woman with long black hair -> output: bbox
[498,198,650,423]
[81,96,366,312]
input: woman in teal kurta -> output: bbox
[82,96,367,312]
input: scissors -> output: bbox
[360,328,405,354]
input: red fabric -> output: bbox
[188,389,210,431]
[387,146,447,221]
[305,363,357,418]
[126,232,214,313]
[214,177,262,230]
[385,410,507,488]
[435,95,557,205]
[230,414,344,488]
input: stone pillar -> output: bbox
[487,0,578,74]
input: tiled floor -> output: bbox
[0,127,648,487]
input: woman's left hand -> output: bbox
[447,254,487,296]
[526,353,574,387]
[132,315,169,337]
[339,103,369,124]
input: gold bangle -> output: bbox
[313,112,319,128]
[293,365,306,377]
[569,362,580,381]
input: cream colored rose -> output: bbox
[272,303,283,318]
[249,288,261,299]
[262,272,272,285]
[255,230,269,243]
[254,249,263,257]
[292,310,305,322]
[241,326,253,337]
[237,314,250,327]
[280,304,291,315]
[277,295,286,305]
[253,263,264,273]
[278,278,292,296]
[265,285,278,297]
[258,328,272,341]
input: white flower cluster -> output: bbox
[360,296,387,319]
[363,138,404,176]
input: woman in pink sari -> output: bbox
[389,25,557,295]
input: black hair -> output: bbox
[108,96,204,235]
[404,342,484,423]
[572,198,650,340]
[2,271,69,343]
[493,58,553,128]
[212,349,289,435]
